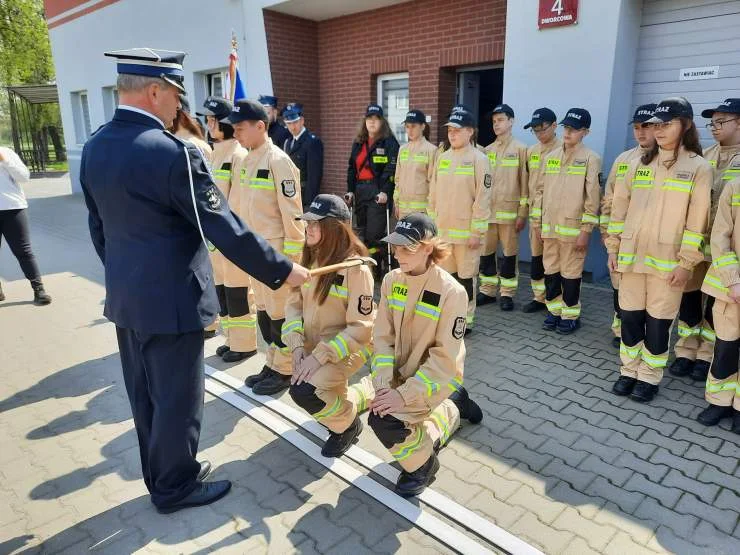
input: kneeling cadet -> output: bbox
[369,213,483,497]
[607,97,711,403]
[285,194,376,456]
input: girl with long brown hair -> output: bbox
[171,95,212,164]
[606,97,712,403]
[284,194,376,457]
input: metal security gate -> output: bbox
[632,0,740,144]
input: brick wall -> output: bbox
[265,0,506,195]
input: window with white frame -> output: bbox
[71,90,92,144]
[102,86,119,121]
[207,71,226,98]
[377,73,409,143]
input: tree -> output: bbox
[0,0,54,86]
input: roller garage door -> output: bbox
[632,0,740,144]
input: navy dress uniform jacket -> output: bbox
[80,108,293,335]
[285,129,323,207]
[269,121,291,152]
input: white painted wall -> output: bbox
[48,0,286,192]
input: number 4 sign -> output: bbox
[538,0,579,29]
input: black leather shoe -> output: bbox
[156,480,232,514]
[221,349,257,363]
[612,376,637,396]
[611,336,621,349]
[500,296,514,311]
[696,404,733,426]
[321,417,362,458]
[252,370,291,395]
[732,410,740,434]
[216,344,230,357]
[556,318,580,335]
[197,460,212,481]
[395,454,440,498]
[203,330,217,339]
[449,387,483,424]
[690,360,710,382]
[476,292,496,306]
[33,286,52,306]
[630,380,658,403]
[542,313,560,331]
[522,300,546,313]
[245,365,272,388]
[669,357,693,377]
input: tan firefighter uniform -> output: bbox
[531,143,601,320]
[393,137,438,218]
[675,144,740,365]
[283,262,376,432]
[428,143,491,325]
[368,264,467,472]
[602,146,645,338]
[479,136,528,299]
[239,138,305,374]
[701,178,740,410]
[606,147,712,384]
[213,139,258,352]
[526,136,562,304]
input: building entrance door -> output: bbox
[457,67,503,146]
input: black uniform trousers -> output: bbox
[115,326,204,509]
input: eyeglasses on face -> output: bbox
[706,118,739,130]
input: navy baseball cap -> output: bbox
[630,103,657,124]
[701,98,740,118]
[224,99,269,124]
[382,213,438,246]
[524,108,557,129]
[404,109,426,124]
[104,48,186,92]
[366,104,384,118]
[283,102,303,123]
[258,95,278,108]
[492,103,515,118]
[297,194,351,222]
[445,109,476,128]
[198,96,233,119]
[647,97,693,123]
[560,108,591,130]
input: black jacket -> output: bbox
[269,121,291,152]
[284,129,323,206]
[347,135,399,197]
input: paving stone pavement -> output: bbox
[1,177,739,554]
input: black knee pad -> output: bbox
[531,255,544,281]
[289,382,326,415]
[216,285,228,317]
[612,287,620,315]
[544,272,562,301]
[367,412,411,448]
[479,253,497,277]
[257,310,272,342]
[271,318,287,348]
[500,254,517,278]
[621,309,646,346]
[709,338,740,380]
[678,290,703,326]
[562,278,581,307]
[225,286,250,317]
[458,277,474,301]
[704,296,715,328]
[644,314,672,354]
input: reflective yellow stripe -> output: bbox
[714,253,739,268]
[554,224,580,237]
[495,211,518,221]
[372,155,388,164]
[732,195,740,207]
[618,252,635,265]
[431,412,451,445]
[500,277,518,288]
[567,165,586,175]
[662,178,693,193]
[399,150,410,162]
[620,342,641,359]
[284,240,304,255]
[415,370,440,396]
[600,215,610,225]
[722,168,740,181]
[633,168,654,188]
[607,221,624,234]
[447,228,472,239]
[677,324,700,338]
[328,284,349,299]
[519,197,529,206]
[529,154,540,169]
[531,282,546,292]
[392,427,424,461]
[249,177,275,190]
[706,381,737,394]
[500,158,520,168]
[581,214,598,225]
[414,301,441,321]
[545,158,561,174]
[281,319,304,336]
[681,230,703,248]
[546,300,562,312]
[472,219,488,232]
[529,207,542,218]
[703,272,728,294]
[701,327,716,342]
[329,334,349,359]
[644,255,678,272]
[454,167,475,176]
[561,305,581,317]
[487,152,497,166]
[413,154,429,163]
[641,351,668,368]
[616,163,630,178]
[479,275,499,285]
[314,396,342,419]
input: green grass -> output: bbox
[44,160,68,172]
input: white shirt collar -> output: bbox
[118,104,165,129]
[292,127,307,141]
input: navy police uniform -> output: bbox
[282,103,324,209]
[80,50,293,511]
[259,94,291,151]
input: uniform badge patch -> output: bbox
[205,186,221,210]
[675,171,693,181]
[452,317,466,339]
[282,179,297,197]
[358,295,373,315]
[484,174,492,188]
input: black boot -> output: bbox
[499,296,514,311]
[245,365,272,388]
[522,300,545,313]
[216,344,230,357]
[322,416,363,458]
[611,336,621,349]
[612,376,637,396]
[476,292,496,306]
[203,329,217,339]
[221,349,256,363]
[252,369,291,395]
[732,410,740,434]
[630,380,658,403]
[690,360,710,382]
[395,454,440,497]
[449,387,483,424]
[668,357,693,377]
[32,282,51,306]
[696,404,733,426]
